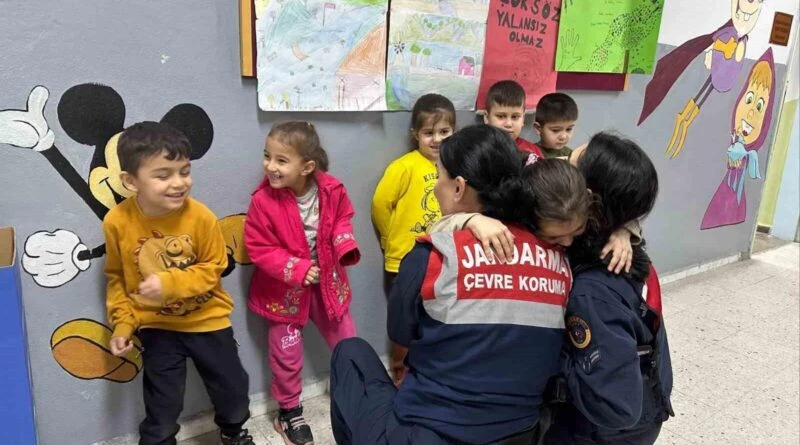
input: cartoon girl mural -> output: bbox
[638,0,766,158]
[701,48,775,230]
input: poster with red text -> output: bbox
[476,0,562,111]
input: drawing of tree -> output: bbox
[422,47,431,67]
[410,43,421,66]
[451,18,466,41]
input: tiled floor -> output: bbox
[752,231,792,254]
[180,243,800,445]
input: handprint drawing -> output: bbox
[558,28,582,70]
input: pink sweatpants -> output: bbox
[267,286,356,409]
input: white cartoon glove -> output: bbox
[22,230,91,288]
[0,86,55,152]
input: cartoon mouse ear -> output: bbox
[161,104,214,160]
[57,84,125,146]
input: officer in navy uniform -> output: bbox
[544,260,673,445]
[543,132,674,445]
[328,126,590,445]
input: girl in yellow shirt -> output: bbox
[372,93,455,383]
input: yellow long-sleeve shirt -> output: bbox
[372,150,441,272]
[103,197,234,339]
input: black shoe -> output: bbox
[274,405,314,445]
[220,428,255,445]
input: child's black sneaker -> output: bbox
[220,428,255,445]
[274,405,314,445]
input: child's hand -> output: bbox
[138,275,163,301]
[110,336,134,357]
[465,215,515,263]
[303,266,320,287]
[601,228,633,274]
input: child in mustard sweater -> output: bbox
[104,122,253,445]
[372,93,455,383]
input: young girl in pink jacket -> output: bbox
[244,121,360,445]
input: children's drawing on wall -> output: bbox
[701,48,775,229]
[387,0,490,110]
[255,0,388,111]
[638,0,765,157]
[0,84,250,382]
[476,0,562,110]
[51,318,143,383]
[555,0,664,74]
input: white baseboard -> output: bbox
[658,253,742,285]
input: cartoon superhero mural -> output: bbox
[637,0,765,157]
[701,48,775,229]
[0,84,250,381]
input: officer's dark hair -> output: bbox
[439,125,588,231]
[118,121,191,175]
[569,132,659,280]
[438,125,525,222]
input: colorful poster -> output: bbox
[387,0,490,110]
[476,0,562,110]
[255,0,388,111]
[555,0,664,74]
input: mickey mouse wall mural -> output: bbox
[0,83,251,382]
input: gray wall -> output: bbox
[0,1,786,444]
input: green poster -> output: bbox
[556,0,664,74]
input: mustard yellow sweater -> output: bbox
[103,197,234,339]
[372,150,441,272]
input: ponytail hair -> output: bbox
[268,121,330,172]
[438,125,523,220]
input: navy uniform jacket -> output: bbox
[388,228,571,444]
[559,266,673,439]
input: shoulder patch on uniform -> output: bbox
[567,315,591,349]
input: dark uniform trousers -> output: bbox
[330,338,542,445]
